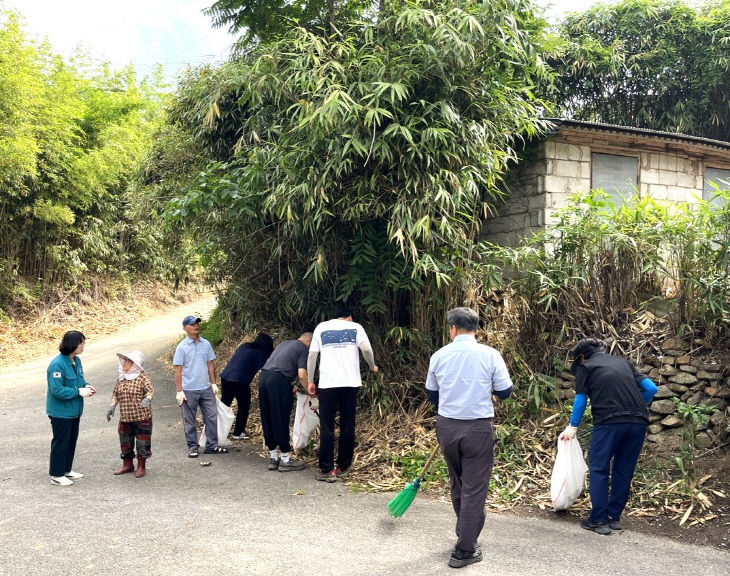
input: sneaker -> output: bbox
[50,475,73,486]
[203,446,229,454]
[65,471,84,479]
[335,466,350,479]
[448,546,482,569]
[314,469,337,483]
[279,458,306,472]
[608,517,622,531]
[188,448,199,458]
[580,517,612,535]
[231,432,250,440]
[268,458,280,471]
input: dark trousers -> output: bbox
[49,416,80,477]
[318,386,358,473]
[436,415,494,554]
[221,378,251,436]
[588,422,647,524]
[181,387,218,450]
[258,370,295,453]
[119,419,152,459]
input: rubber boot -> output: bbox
[135,457,146,478]
[114,458,135,475]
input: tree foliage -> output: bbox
[549,0,730,139]
[0,11,184,314]
[166,0,550,351]
[204,0,375,49]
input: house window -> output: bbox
[591,153,638,205]
[703,167,730,207]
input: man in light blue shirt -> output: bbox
[425,307,513,569]
[173,316,228,457]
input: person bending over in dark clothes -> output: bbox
[560,338,658,535]
[220,333,274,440]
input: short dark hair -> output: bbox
[571,338,606,360]
[333,304,353,319]
[59,330,86,355]
[447,307,479,332]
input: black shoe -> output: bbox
[188,448,199,458]
[448,547,482,569]
[203,446,229,454]
[581,517,612,535]
[268,458,280,471]
[314,469,337,483]
[279,458,306,472]
[608,517,622,530]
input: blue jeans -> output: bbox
[588,422,647,524]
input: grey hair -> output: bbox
[447,307,479,332]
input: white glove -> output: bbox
[559,425,578,440]
[176,391,187,406]
[78,386,95,398]
[211,383,219,395]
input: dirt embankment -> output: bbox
[0,280,211,369]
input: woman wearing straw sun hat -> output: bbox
[106,350,154,478]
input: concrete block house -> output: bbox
[484,119,730,245]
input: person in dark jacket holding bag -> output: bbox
[560,338,658,535]
[220,333,274,439]
[46,330,96,486]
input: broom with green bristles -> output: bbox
[387,445,440,518]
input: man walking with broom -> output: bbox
[425,307,513,568]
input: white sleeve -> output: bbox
[425,354,439,391]
[309,326,322,352]
[491,353,513,391]
[355,323,370,347]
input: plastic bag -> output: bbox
[291,391,319,450]
[550,436,588,511]
[199,398,235,447]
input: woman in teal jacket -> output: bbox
[46,330,96,486]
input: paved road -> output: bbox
[0,301,727,575]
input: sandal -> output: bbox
[203,447,229,454]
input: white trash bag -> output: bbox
[550,436,588,511]
[292,391,319,450]
[199,398,235,447]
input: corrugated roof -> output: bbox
[543,118,730,152]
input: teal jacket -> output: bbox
[46,354,87,419]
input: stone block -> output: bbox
[697,361,721,373]
[660,415,683,428]
[580,162,591,179]
[648,183,669,198]
[553,143,573,160]
[650,399,676,415]
[710,411,728,427]
[695,432,714,449]
[649,413,663,423]
[675,355,691,364]
[659,365,677,376]
[647,153,660,169]
[662,338,688,352]
[544,175,569,193]
[669,372,698,385]
[679,364,698,374]
[696,371,722,381]
[658,170,677,186]
[667,383,689,394]
[647,423,664,434]
[559,371,575,381]
[701,398,728,411]
[704,386,730,399]
[662,355,676,364]
[642,168,660,184]
[653,385,676,399]
[659,155,677,171]
[676,171,697,189]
